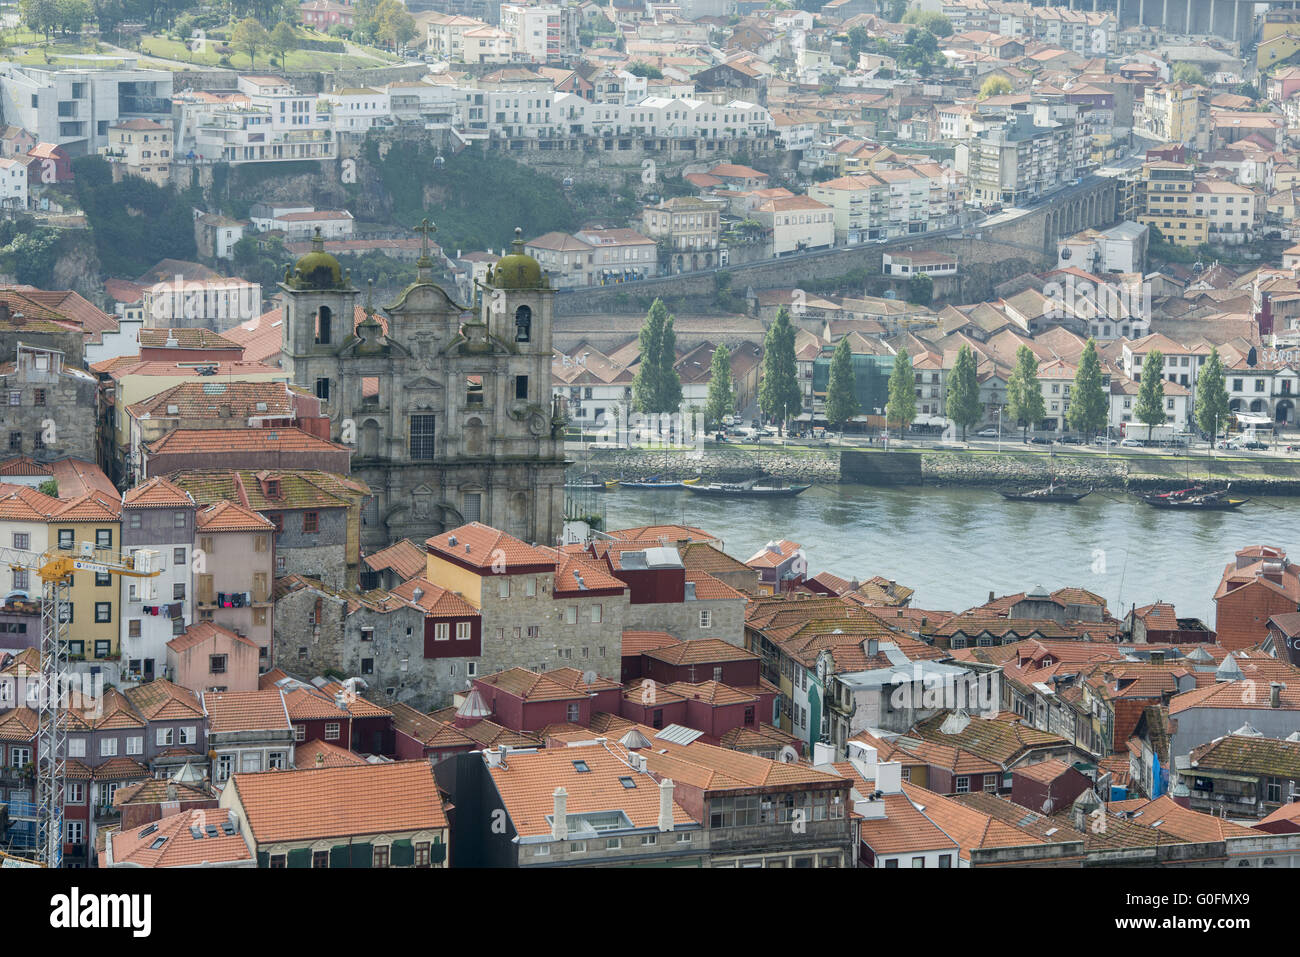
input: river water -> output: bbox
[598,485,1300,623]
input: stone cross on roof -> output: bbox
[415,218,437,274]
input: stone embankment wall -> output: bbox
[571,446,1300,495]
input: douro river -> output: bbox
[599,485,1299,622]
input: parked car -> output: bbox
[975,427,999,438]
[1058,435,1083,445]
[1120,437,1143,447]
[1243,440,1268,451]
[1027,436,1052,445]
[1094,436,1117,447]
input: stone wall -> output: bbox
[573,445,1300,494]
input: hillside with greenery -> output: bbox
[366,141,639,253]
[73,156,200,278]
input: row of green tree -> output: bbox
[628,297,1240,443]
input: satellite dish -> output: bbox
[779,745,799,764]
[583,670,597,685]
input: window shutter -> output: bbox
[391,838,414,867]
[287,848,311,868]
[349,842,373,868]
[329,845,350,868]
[257,851,270,868]
[429,841,447,865]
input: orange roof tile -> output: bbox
[230,760,447,844]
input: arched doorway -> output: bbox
[1277,399,1295,425]
[1250,399,1266,414]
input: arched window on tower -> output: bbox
[315,305,332,345]
[514,305,532,343]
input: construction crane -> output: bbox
[0,543,160,868]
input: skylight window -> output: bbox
[572,760,590,772]
[149,837,167,849]
[619,776,636,789]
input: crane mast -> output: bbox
[0,544,160,868]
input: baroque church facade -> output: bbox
[278,227,567,550]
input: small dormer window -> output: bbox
[266,479,280,498]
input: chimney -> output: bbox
[813,741,835,767]
[876,760,903,795]
[165,782,177,802]
[847,742,878,779]
[484,747,503,768]
[989,590,996,603]
[551,787,568,840]
[658,777,675,831]
[854,794,887,819]
[316,753,324,767]
[1271,682,1285,709]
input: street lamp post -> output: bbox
[996,407,1002,454]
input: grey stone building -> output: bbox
[273,573,483,712]
[277,227,566,551]
[0,342,98,463]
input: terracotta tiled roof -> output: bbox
[194,499,274,532]
[0,482,59,520]
[0,455,51,477]
[1188,732,1300,778]
[476,667,588,703]
[487,742,698,838]
[171,469,369,512]
[122,476,194,510]
[294,738,369,768]
[113,777,211,808]
[362,539,426,581]
[389,577,479,618]
[51,489,121,522]
[745,539,803,569]
[127,381,298,421]
[642,637,757,666]
[426,522,553,571]
[858,791,961,855]
[1122,794,1261,842]
[146,427,346,455]
[202,689,291,734]
[607,524,719,545]
[108,809,251,868]
[92,756,150,781]
[388,700,476,750]
[620,630,681,655]
[230,760,447,844]
[123,678,203,721]
[664,680,756,706]
[138,328,242,351]
[166,621,258,655]
[553,553,627,595]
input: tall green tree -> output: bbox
[1066,337,1109,438]
[946,343,981,440]
[1134,348,1167,440]
[269,21,297,67]
[759,307,801,435]
[20,0,58,40]
[824,338,860,432]
[658,312,682,414]
[886,347,916,432]
[632,298,681,414]
[979,75,1013,99]
[376,0,415,48]
[1006,345,1045,440]
[704,343,734,430]
[232,17,270,68]
[907,272,933,305]
[1195,346,1231,442]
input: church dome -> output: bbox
[289,227,344,289]
[491,227,545,289]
